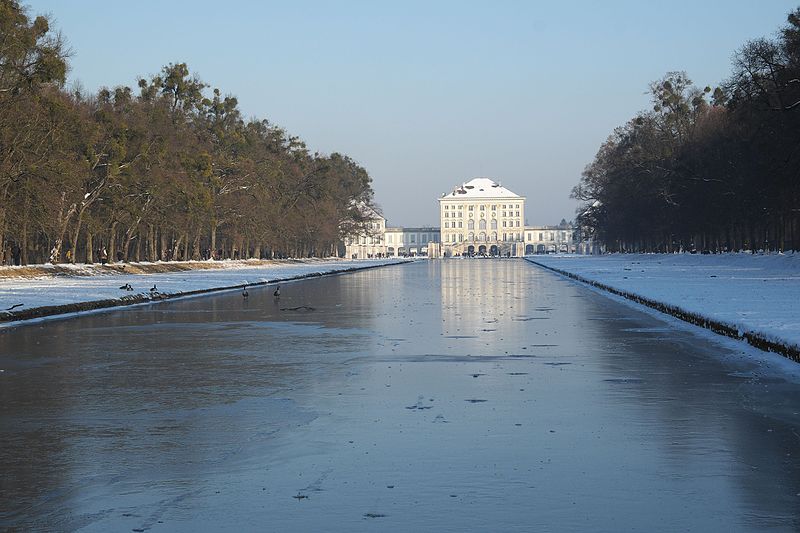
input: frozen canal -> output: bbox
[2,260,800,531]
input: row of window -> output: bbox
[385,234,438,244]
[444,220,522,229]
[443,203,521,210]
[444,232,523,242]
[443,211,521,218]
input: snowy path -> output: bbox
[0,258,412,324]
[526,253,800,356]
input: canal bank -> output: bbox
[0,258,413,326]
[525,255,800,362]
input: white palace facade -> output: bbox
[343,177,578,259]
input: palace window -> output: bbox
[491,219,497,230]
[468,219,475,230]
[468,205,474,211]
[444,222,449,228]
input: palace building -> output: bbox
[343,177,578,259]
[439,177,526,257]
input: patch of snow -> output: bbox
[527,252,800,353]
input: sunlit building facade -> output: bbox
[344,211,441,259]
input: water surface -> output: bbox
[2,260,799,531]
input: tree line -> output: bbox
[0,1,376,265]
[572,8,800,253]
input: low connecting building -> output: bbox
[343,211,441,259]
[343,177,577,259]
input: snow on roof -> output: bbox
[440,177,522,200]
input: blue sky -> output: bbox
[28,1,798,226]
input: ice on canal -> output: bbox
[2,259,800,532]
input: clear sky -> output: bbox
[26,0,798,227]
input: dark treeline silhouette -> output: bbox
[0,1,376,265]
[573,8,800,253]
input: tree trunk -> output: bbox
[86,231,94,263]
[148,224,156,261]
[192,230,201,260]
[50,193,77,263]
[21,195,29,265]
[160,230,169,261]
[108,221,118,263]
[123,231,136,262]
[134,233,141,262]
[210,222,217,259]
[70,211,84,264]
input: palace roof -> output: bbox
[440,177,522,200]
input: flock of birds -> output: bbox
[117,282,281,300]
[5,281,283,315]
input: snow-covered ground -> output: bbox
[0,258,411,323]
[526,253,800,352]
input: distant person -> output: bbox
[99,247,108,265]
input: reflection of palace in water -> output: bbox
[344,177,580,259]
[439,259,543,345]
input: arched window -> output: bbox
[467,219,475,230]
[490,219,497,230]
[468,232,474,241]
[491,232,497,241]
[479,219,486,230]
[479,232,486,241]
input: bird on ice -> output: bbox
[273,285,281,298]
[119,283,133,291]
[149,285,158,293]
[242,287,249,299]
